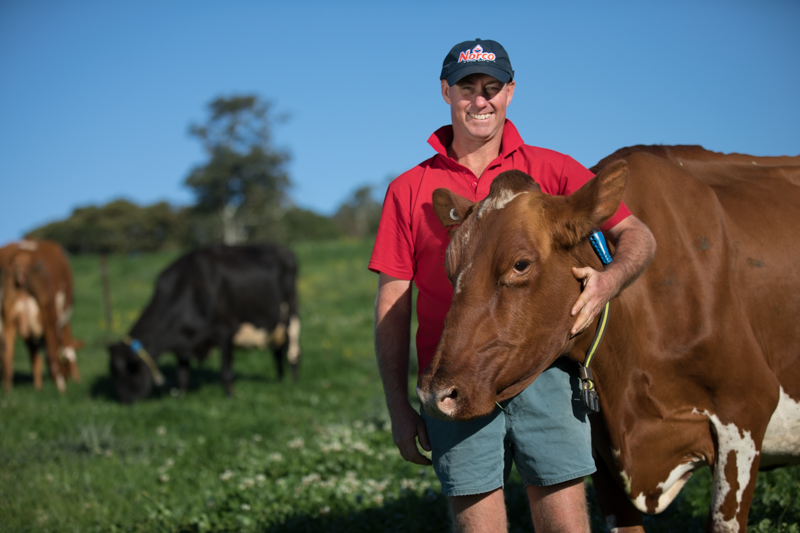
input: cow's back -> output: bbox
[595,147,800,397]
[132,243,296,347]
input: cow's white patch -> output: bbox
[618,449,702,514]
[477,190,527,218]
[694,408,758,532]
[761,386,800,467]
[55,290,72,329]
[62,346,77,363]
[14,293,43,338]
[653,460,701,512]
[270,322,287,346]
[233,322,268,349]
[454,262,472,295]
[287,315,301,364]
[18,240,38,251]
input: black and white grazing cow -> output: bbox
[108,243,301,403]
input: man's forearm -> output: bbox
[605,215,656,297]
[374,275,414,411]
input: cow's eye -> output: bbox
[513,261,530,273]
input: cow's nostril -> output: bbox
[438,387,458,405]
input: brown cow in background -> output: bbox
[418,146,800,532]
[0,239,81,392]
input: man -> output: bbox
[370,39,656,533]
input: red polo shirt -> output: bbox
[369,119,631,375]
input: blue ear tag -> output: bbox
[589,231,613,265]
[130,339,143,352]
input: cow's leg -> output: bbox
[589,418,645,532]
[705,418,762,533]
[220,338,234,397]
[176,356,191,393]
[2,324,16,392]
[591,455,645,532]
[41,311,66,393]
[287,314,300,382]
[60,323,80,383]
[272,343,285,381]
[25,337,44,390]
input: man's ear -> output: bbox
[432,188,475,229]
[550,160,629,248]
[441,79,452,105]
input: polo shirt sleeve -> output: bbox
[560,155,632,232]
[368,179,415,280]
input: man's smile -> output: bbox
[468,112,493,120]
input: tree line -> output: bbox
[27,95,384,254]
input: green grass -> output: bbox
[1,239,798,532]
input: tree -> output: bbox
[185,95,291,244]
[28,199,185,254]
[333,185,383,238]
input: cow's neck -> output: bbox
[128,315,167,359]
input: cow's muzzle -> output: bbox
[416,384,460,421]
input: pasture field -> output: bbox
[1,239,797,532]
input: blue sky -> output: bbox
[1,1,798,245]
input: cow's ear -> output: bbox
[432,188,476,229]
[551,160,629,248]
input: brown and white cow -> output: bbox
[416,146,800,532]
[0,239,81,392]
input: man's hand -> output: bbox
[570,266,616,336]
[570,216,657,336]
[390,402,432,466]
[374,273,432,466]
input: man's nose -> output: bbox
[473,93,489,106]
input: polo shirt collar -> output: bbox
[428,119,524,160]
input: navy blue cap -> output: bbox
[440,38,514,86]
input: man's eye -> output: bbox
[513,261,530,273]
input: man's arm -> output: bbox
[570,215,656,335]
[374,272,431,466]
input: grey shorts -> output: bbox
[421,358,596,497]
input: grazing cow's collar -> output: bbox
[123,336,166,386]
[579,231,614,413]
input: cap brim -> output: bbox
[445,64,512,86]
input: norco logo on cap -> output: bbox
[457,44,496,63]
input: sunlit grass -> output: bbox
[0,239,797,532]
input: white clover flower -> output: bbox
[241,503,251,511]
[288,438,304,449]
[352,441,370,454]
[159,474,169,483]
[253,434,262,442]
[301,473,321,485]
[320,505,330,514]
[256,474,266,483]
[219,469,234,481]
[156,426,166,437]
[269,452,283,462]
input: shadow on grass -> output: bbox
[89,360,287,402]
[253,477,722,533]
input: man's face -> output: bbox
[441,73,515,146]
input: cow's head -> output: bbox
[11,250,35,288]
[417,161,628,421]
[108,342,153,403]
